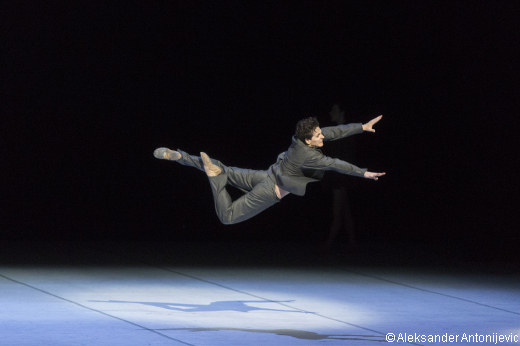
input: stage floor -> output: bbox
[1,241,519,345]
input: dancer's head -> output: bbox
[296,117,324,147]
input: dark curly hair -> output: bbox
[295,117,320,143]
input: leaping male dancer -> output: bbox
[154,116,385,224]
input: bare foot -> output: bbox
[200,152,222,177]
[154,148,181,161]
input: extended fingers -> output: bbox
[370,115,383,124]
[370,172,386,180]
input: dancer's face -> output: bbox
[305,127,325,147]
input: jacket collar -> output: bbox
[292,136,320,150]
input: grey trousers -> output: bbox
[177,150,280,224]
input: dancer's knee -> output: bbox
[219,217,235,225]
[217,212,233,225]
[217,212,239,225]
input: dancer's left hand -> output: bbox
[363,115,383,132]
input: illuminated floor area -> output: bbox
[1,241,519,345]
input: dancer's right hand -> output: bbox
[364,171,386,180]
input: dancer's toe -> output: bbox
[200,152,222,176]
[154,148,181,160]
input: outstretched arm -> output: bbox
[302,153,386,181]
[321,114,383,141]
[362,115,383,132]
[321,123,363,141]
[302,153,366,177]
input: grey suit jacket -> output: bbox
[268,123,366,196]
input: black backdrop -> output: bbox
[3,1,519,261]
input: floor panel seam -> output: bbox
[339,268,520,316]
[0,273,195,346]
[88,247,426,344]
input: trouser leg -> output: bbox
[176,149,228,173]
[225,168,267,193]
[176,150,266,193]
[176,149,280,224]
[207,172,280,225]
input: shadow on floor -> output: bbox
[150,328,387,342]
[89,299,309,313]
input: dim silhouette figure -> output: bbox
[321,104,360,253]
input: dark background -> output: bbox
[3,1,519,262]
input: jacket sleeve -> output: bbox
[302,151,366,177]
[321,123,363,141]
